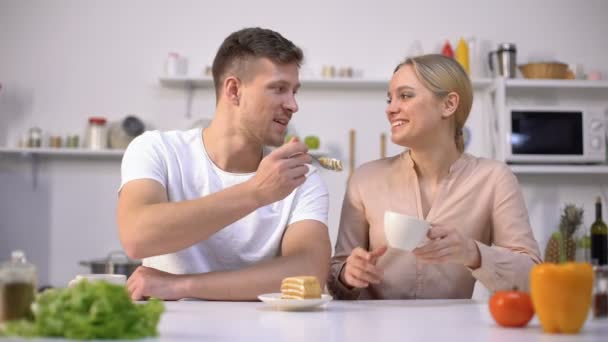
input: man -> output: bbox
[117,27,331,301]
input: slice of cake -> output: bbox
[280,276,322,300]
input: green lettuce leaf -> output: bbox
[1,280,164,339]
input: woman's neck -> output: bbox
[409,144,461,184]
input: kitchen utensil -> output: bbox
[519,62,568,79]
[488,43,517,78]
[79,251,141,278]
[109,115,145,149]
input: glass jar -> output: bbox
[85,117,108,149]
[27,127,42,148]
[593,265,608,319]
[0,250,37,322]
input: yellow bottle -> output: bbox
[456,37,470,74]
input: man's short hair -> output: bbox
[211,27,304,99]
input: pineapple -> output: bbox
[544,204,584,263]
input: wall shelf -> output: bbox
[504,79,608,89]
[159,76,213,88]
[510,164,608,175]
[0,147,336,160]
[159,76,496,90]
[160,76,495,118]
[0,147,124,158]
[0,147,124,189]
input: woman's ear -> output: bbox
[441,92,460,118]
[224,76,241,105]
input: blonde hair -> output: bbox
[394,54,473,153]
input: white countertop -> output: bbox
[3,299,608,341]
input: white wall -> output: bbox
[1,0,607,287]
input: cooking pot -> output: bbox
[79,251,141,278]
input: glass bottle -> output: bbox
[455,37,470,74]
[441,40,454,58]
[593,265,608,319]
[591,197,608,265]
[85,117,108,150]
[0,250,37,322]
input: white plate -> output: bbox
[258,293,332,310]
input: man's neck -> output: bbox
[202,115,264,173]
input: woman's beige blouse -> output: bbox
[328,152,541,300]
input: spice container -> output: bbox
[27,127,42,148]
[49,135,62,148]
[0,250,37,322]
[85,117,108,149]
[66,134,80,148]
[593,265,608,319]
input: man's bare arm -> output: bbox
[117,179,262,259]
[117,141,311,259]
[127,220,331,301]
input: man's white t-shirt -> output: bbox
[119,128,329,274]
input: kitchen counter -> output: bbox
[3,299,608,341]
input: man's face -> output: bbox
[238,58,300,147]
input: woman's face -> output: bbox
[385,65,446,148]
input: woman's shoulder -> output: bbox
[465,154,513,175]
[351,154,402,181]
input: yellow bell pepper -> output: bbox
[530,262,594,334]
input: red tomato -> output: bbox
[489,289,535,327]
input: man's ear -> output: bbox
[441,92,459,119]
[224,76,241,105]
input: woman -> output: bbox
[328,54,541,300]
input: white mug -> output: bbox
[384,211,430,251]
[68,274,127,288]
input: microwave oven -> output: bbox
[499,106,606,164]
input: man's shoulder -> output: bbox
[128,128,200,151]
[137,128,199,145]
